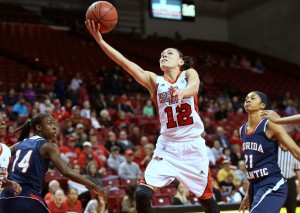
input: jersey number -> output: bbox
[12,150,33,173]
[244,154,253,169]
[164,103,193,128]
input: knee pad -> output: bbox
[199,198,220,213]
[135,185,154,213]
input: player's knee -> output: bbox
[135,185,154,213]
[199,198,220,213]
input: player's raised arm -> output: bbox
[261,110,300,125]
[267,121,300,161]
[172,68,200,106]
[85,20,157,95]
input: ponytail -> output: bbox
[13,119,32,141]
[176,49,194,71]
[12,113,51,141]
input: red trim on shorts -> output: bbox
[30,194,44,204]
[199,170,213,200]
[163,71,182,84]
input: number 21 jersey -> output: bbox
[154,71,204,140]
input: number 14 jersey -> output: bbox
[154,71,204,140]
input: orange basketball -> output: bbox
[86,1,118,34]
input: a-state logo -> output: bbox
[158,87,178,105]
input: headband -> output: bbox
[255,91,269,109]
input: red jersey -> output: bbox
[63,200,82,213]
[46,200,68,213]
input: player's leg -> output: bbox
[135,183,156,213]
[250,178,287,213]
[199,198,220,213]
[285,178,296,213]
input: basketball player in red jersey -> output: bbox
[85,20,219,213]
[0,113,22,195]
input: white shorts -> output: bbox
[143,135,213,198]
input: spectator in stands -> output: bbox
[239,56,252,70]
[221,148,232,164]
[4,88,18,106]
[46,188,68,213]
[232,179,249,203]
[231,96,243,112]
[60,136,81,165]
[39,95,54,114]
[214,103,228,121]
[107,145,126,172]
[90,109,101,130]
[64,188,83,213]
[12,97,28,118]
[214,126,231,149]
[218,174,236,203]
[104,131,122,153]
[65,99,73,114]
[3,124,18,147]
[70,72,83,104]
[114,110,131,130]
[72,123,88,148]
[118,149,142,180]
[62,118,75,137]
[203,117,215,134]
[117,130,135,154]
[42,67,56,91]
[44,180,61,202]
[71,106,90,128]
[234,160,247,183]
[211,140,223,165]
[107,95,118,109]
[118,94,134,114]
[229,129,242,149]
[78,141,104,171]
[80,100,91,119]
[128,126,142,146]
[229,54,240,69]
[172,182,191,205]
[122,184,137,213]
[142,99,155,117]
[94,93,108,116]
[139,136,150,147]
[139,143,154,171]
[53,69,67,105]
[85,162,103,187]
[90,134,110,164]
[99,109,113,129]
[0,96,7,115]
[84,194,106,213]
[51,98,70,122]
[251,58,265,74]
[22,82,37,103]
[284,100,298,116]
[230,144,243,166]
[217,159,240,186]
[212,178,223,204]
[67,164,89,195]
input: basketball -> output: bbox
[86,1,118,34]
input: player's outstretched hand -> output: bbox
[85,19,103,43]
[92,185,108,203]
[171,86,185,107]
[239,194,249,213]
[260,110,281,123]
[1,178,22,196]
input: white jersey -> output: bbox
[154,71,204,140]
[0,143,11,186]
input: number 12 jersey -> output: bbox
[154,71,204,140]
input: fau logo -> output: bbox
[158,87,178,105]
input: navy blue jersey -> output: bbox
[240,118,282,183]
[8,135,50,192]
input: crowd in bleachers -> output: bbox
[0,57,300,212]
